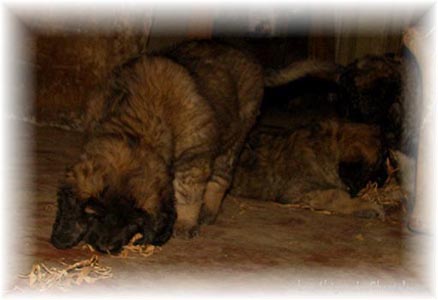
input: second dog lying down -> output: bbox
[229,119,389,218]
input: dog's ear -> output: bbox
[57,184,78,209]
[51,184,89,249]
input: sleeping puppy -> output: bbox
[230,119,389,218]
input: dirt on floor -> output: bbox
[2,122,434,297]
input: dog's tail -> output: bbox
[264,60,341,87]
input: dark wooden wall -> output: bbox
[23,10,413,123]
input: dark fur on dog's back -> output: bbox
[337,53,422,157]
[259,53,422,158]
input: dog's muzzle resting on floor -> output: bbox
[51,185,176,253]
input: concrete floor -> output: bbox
[3,122,435,298]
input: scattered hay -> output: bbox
[82,244,96,253]
[19,234,159,291]
[83,233,159,258]
[357,181,407,210]
[357,158,408,212]
[19,255,112,292]
[112,233,159,258]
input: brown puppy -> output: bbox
[51,40,265,252]
[230,120,388,218]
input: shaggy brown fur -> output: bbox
[51,40,265,251]
[230,120,389,218]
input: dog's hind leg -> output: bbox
[199,147,239,225]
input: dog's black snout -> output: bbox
[108,242,123,254]
[51,233,75,249]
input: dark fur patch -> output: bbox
[50,185,89,249]
[83,190,176,253]
[338,160,371,196]
[336,53,421,157]
[83,200,154,253]
[339,147,388,197]
[51,183,177,253]
[149,198,177,246]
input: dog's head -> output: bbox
[338,123,389,196]
[83,193,176,253]
[338,151,388,196]
[81,195,155,254]
[51,181,176,253]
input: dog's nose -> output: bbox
[50,234,74,249]
[108,243,123,254]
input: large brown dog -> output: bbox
[230,120,389,217]
[50,40,266,252]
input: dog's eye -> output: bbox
[84,206,96,215]
[83,198,105,216]
[84,205,100,216]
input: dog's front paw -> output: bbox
[173,222,200,239]
[199,206,218,225]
